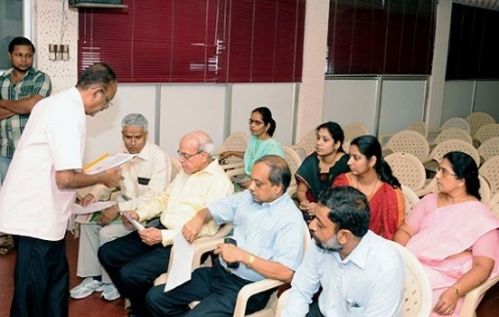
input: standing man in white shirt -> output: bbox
[70,113,169,302]
[0,63,121,317]
[282,186,404,317]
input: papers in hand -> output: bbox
[123,213,145,231]
[72,201,115,215]
[84,153,135,175]
[164,233,196,292]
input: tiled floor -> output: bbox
[1,233,499,317]
[0,234,125,317]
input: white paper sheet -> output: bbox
[164,232,196,292]
[71,201,116,215]
[123,213,145,231]
[84,153,135,175]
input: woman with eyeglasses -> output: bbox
[332,135,405,240]
[394,151,499,317]
[220,106,284,187]
[295,121,350,222]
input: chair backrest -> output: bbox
[169,156,182,181]
[474,123,499,145]
[466,112,495,136]
[486,191,499,218]
[439,117,471,133]
[385,152,426,192]
[389,241,432,317]
[216,131,248,154]
[432,128,473,145]
[385,130,430,162]
[401,185,420,217]
[480,155,499,195]
[478,137,499,163]
[282,145,303,196]
[344,122,369,141]
[407,121,428,138]
[429,139,480,166]
[294,129,317,156]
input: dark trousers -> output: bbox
[306,300,324,317]
[98,228,171,316]
[146,260,272,317]
[11,235,68,317]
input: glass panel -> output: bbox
[0,0,24,70]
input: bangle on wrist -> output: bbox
[452,286,460,298]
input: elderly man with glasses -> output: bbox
[98,130,233,317]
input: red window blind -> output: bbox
[78,0,304,83]
[327,0,436,75]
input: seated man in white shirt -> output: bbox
[70,113,169,301]
[98,130,233,317]
[282,186,404,317]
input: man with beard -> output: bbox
[282,186,404,317]
[0,36,51,183]
[145,155,305,317]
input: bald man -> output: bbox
[98,131,233,317]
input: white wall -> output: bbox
[323,79,378,134]
[441,80,499,124]
[378,79,426,135]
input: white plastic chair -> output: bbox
[385,152,427,194]
[474,123,499,145]
[401,185,420,217]
[466,112,495,136]
[408,120,428,138]
[431,128,473,146]
[385,130,430,163]
[293,129,317,157]
[478,137,499,163]
[344,122,369,141]
[439,117,471,133]
[479,155,499,195]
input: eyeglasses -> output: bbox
[437,167,456,177]
[248,119,264,126]
[177,150,202,160]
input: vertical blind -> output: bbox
[446,4,499,80]
[78,0,305,83]
[326,0,436,75]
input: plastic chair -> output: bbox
[425,139,480,168]
[232,224,311,317]
[401,185,420,217]
[293,129,317,157]
[486,191,499,218]
[344,122,369,141]
[460,276,499,317]
[480,155,499,196]
[385,130,430,163]
[417,175,491,204]
[407,120,428,138]
[153,224,233,286]
[431,128,473,146]
[473,123,499,145]
[466,112,495,136]
[275,241,433,317]
[169,156,182,181]
[439,117,471,133]
[282,145,303,196]
[478,137,499,163]
[385,152,426,193]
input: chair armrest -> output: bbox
[192,237,224,269]
[460,276,499,317]
[221,161,245,171]
[233,279,284,317]
[275,289,290,317]
[226,167,245,179]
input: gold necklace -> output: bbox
[355,176,379,200]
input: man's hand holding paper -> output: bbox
[138,227,163,246]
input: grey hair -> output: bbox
[122,113,148,131]
[192,131,214,156]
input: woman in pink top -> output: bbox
[394,151,499,316]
